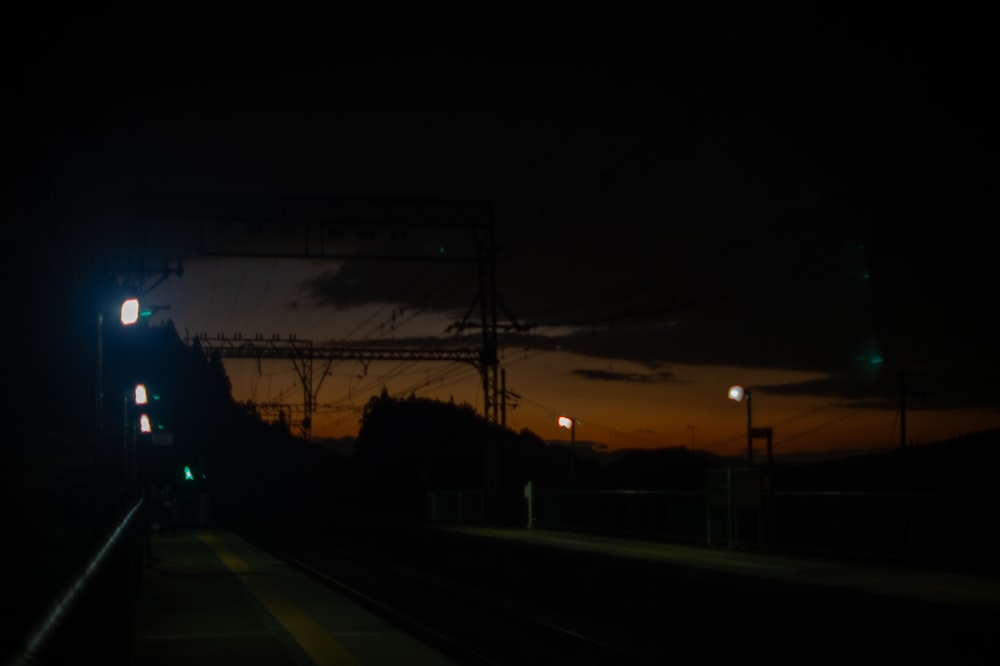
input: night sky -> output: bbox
[11,6,999,457]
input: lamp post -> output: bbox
[97,298,142,467]
[728,385,753,466]
[558,415,576,481]
[728,385,777,549]
[728,385,776,473]
[93,296,143,537]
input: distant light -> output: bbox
[728,385,745,402]
[558,416,573,429]
[184,465,194,481]
[134,384,148,405]
[120,298,140,325]
[855,354,884,365]
[139,413,152,433]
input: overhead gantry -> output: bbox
[135,191,532,439]
[187,333,485,439]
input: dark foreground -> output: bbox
[8,520,998,666]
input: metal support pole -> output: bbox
[524,481,534,529]
[97,313,103,468]
[570,420,576,482]
[900,369,907,450]
[123,394,129,486]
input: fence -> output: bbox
[427,474,1000,574]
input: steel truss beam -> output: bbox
[187,334,485,440]
[134,191,528,439]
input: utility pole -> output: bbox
[900,368,907,450]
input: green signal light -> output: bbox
[184,466,194,481]
[856,354,884,365]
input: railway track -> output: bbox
[251,526,667,665]
[245,524,999,666]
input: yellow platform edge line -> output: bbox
[200,533,363,666]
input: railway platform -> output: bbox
[131,529,462,666]
[129,523,1000,665]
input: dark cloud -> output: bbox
[570,368,682,384]
[308,260,481,314]
[13,6,998,428]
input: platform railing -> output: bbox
[441,485,1000,573]
[5,497,148,666]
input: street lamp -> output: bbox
[93,295,145,533]
[120,297,141,325]
[728,385,753,466]
[120,382,153,497]
[728,385,774,471]
[728,385,778,549]
[97,297,142,466]
[558,415,576,481]
[134,384,169,440]
[134,383,152,434]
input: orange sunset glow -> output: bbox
[143,243,999,460]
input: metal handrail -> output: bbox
[6,497,145,666]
